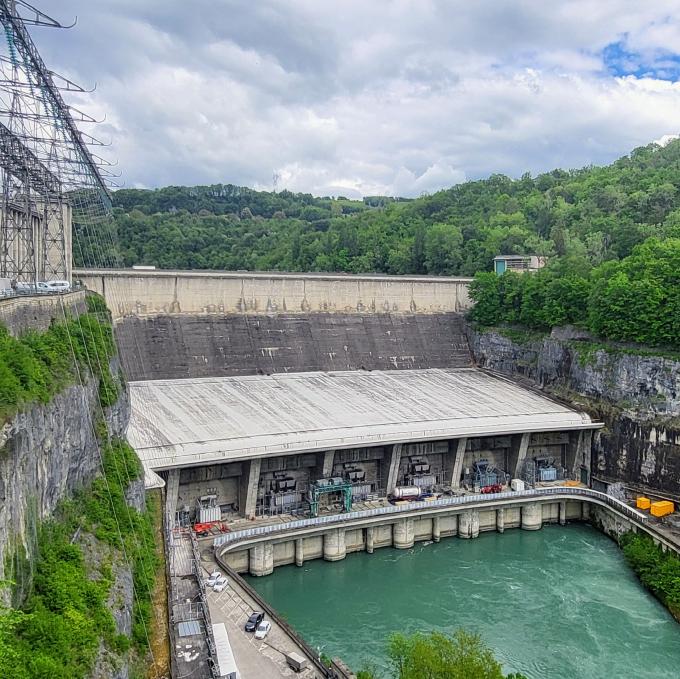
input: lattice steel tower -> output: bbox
[0,0,114,284]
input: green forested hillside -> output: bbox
[81,139,680,275]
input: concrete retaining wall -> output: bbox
[0,290,88,336]
[76,269,472,320]
[115,311,472,380]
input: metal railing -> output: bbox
[214,486,648,551]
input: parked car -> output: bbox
[213,576,228,592]
[245,611,264,632]
[206,571,221,587]
[44,279,71,292]
[254,620,271,640]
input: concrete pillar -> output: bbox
[249,543,273,577]
[366,527,375,554]
[240,459,261,519]
[432,516,441,542]
[567,430,593,482]
[513,433,531,477]
[393,518,415,549]
[317,450,335,479]
[323,528,347,562]
[385,443,403,494]
[581,502,590,520]
[450,438,468,489]
[521,503,542,531]
[295,538,304,567]
[559,501,567,526]
[496,508,505,534]
[458,510,479,539]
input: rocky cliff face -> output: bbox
[468,327,680,493]
[0,363,129,605]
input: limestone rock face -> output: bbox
[0,368,129,604]
[468,328,680,492]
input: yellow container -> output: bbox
[650,500,674,517]
[636,497,651,510]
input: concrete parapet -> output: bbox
[521,503,542,531]
[458,510,480,539]
[323,528,347,562]
[77,268,473,319]
[393,518,415,549]
[249,543,274,577]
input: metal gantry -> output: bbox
[0,0,115,285]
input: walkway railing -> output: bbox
[214,486,647,551]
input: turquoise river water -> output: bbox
[248,524,680,678]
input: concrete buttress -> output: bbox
[240,458,261,519]
[432,516,441,542]
[496,508,505,533]
[295,538,304,567]
[450,438,467,488]
[385,443,403,494]
[249,543,274,576]
[393,518,415,549]
[323,529,347,561]
[458,510,479,539]
[522,503,542,530]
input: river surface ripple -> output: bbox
[248,524,680,678]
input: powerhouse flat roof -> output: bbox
[127,368,600,472]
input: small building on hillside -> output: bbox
[493,254,546,275]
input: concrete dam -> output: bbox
[73,268,680,678]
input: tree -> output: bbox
[386,629,525,679]
[424,223,463,274]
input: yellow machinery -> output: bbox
[636,497,651,510]
[650,500,674,518]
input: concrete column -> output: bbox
[450,438,468,489]
[496,508,505,534]
[458,510,480,539]
[513,433,531,477]
[581,502,590,520]
[318,450,335,478]
[521,503,542,531]
[385,443,403,494]
[432,516,441,543]
[249,543,273,577]
[366,527,375,554]
[393,518,415,549]
[240,459,261,519]
[295,538,304,567]
[559,501,567,526]
[323,528,347,562]
[567,430,593,482]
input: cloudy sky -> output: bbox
[30,1,680,197]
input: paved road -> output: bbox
[202,557,322,679]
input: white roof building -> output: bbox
[127,368,600,473]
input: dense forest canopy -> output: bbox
[76,138,680,276]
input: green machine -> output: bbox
[308,477,353,518]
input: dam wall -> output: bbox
[116,312,472,380]
[75,268,472,319]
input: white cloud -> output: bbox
[25,1,680,196]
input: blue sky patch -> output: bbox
[603,39,680,81]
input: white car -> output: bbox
[206,571,221,587]
[44,279,71,292]
[254,621,271,640]
[213,578,228,593]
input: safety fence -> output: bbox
[214,486,648,550]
